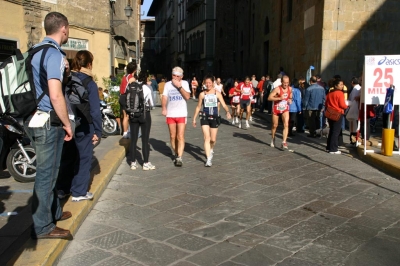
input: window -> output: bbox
[287,0,293,22]
[264,16,270,35]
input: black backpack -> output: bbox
[126,82,145,122]
[65,72,93,124]
[263,80,273,94]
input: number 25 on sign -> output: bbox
[364,55,399,105]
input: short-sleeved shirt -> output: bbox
[214,83,223,93]
[240,83,254,101]
[31,37,66,112]
[229,88,240,104]
[120,74,133,94]
[162,80,190,117]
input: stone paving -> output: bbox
[57,100,400,266]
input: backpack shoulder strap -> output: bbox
[26,43,60,104]
[81,76,93,88]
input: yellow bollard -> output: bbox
[381,128,395,156]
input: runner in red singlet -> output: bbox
[268,75,292,149]
[228,81,240,125]
[238,77,255,129]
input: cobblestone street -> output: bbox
[57,100,400,266]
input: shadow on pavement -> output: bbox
[0,186,35,265]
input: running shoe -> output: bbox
[238,122,242,129]
[130,160,138,170]
[245,121,250,128]
[270,138,275,148]
[209,149,214,160]
[235,117,239,123]
[329,151,341,155]
[175,156,183,167]
[231,120,235,125]
[143,162,156,170]
[250,116,253,122]
[205,159,212,167]
[72,192,94,202]
[281,142,288,149]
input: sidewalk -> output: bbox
[1,135,129,266]
[253,111,400,178]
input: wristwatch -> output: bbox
[178,86,182,91]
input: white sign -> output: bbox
[364,55,400,105]
[62,38,88,51]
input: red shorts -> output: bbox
[166,117,187,124]
[273,109,289,116]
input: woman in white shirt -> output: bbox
[128,71,155,171]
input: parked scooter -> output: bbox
[0,114,36,182]
[100,101,119,136]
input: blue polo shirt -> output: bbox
[31,37,66,112]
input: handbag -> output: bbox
[346,100,359,121]
[325,106,342,121]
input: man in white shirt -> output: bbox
[162,67,191,166]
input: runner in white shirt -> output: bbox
[162,67,191,166]
[214,78,226,96]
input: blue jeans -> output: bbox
[152,91,158,106]
[24,118,65,236]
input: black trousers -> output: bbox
[297,111,305,132]
[129,111,152,163]
[326,115,343,152]
[289,112,297,134]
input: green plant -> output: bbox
[107,90,120,116]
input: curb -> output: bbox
[356,145,400,178]
[8,138,129,266]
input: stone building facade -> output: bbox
[0,0,142,86]
[149,0,400,85]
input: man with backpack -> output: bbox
[161,66,191,166]
[23,12,73,239]
[119,62,137,138]
[260,75,273,113]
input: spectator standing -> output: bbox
[304,76,325,137]
[289,79,302,136]
[69,50,102,202]
[158,77,166,103]
[98,87,104,101]
[25,12,73,239]
[326,79,348,154]
[251,75,258,90]
[150,74,158,107]
[129,72,155,170]
[296,77,306,133]
[257,76,265,108]
[260,75,273,113]
[348,77,361,144]
[119,62,137,138]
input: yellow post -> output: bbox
[382,128,395,156]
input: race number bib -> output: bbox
[204,94,218,108]
[277,100,287,111]
[243,88,251,95]
[232,96,240,103]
